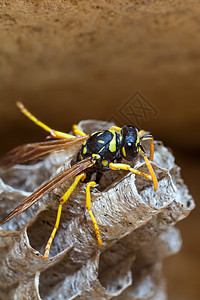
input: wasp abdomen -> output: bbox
[78,130,120,171]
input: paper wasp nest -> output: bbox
[0,120,195,300]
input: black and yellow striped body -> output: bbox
[78,129,121,181]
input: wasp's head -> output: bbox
[120,125,140,161]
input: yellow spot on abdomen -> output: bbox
[102,160,108,167]
[83,147,87,154]
[98,140,105,144]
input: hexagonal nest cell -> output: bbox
[0,120,195,300]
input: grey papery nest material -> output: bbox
[0,120,195,300]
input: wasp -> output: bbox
[0,102,158,258]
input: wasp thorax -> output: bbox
[120,125,139,161]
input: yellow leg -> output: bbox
[43,172,86,258]
[16,101,75,139]
[43,203,63,259]
[109,162,152,181]
[140,151,158,191]
[72,124,87,136]
[86,181,103,245]
[140,135,154,161]
[109,126,121,133]
[110,160,157,191]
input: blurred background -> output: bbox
[0,1,199,299]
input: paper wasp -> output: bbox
[0,102,158,258]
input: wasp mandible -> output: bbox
[0,102,158,258]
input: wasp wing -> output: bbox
[0,157,94,225]
[0,135,89,167]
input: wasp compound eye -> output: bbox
[120,126,139,161]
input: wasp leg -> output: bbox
[86,181,103,245]
[16,101,75,139]
[140,134,154,161]
[72,124,87,136]
[109,126,121,133]
[109,162,152,181]
[43,172,86,258]
[139,145,158,191]
[110,161,158,191]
